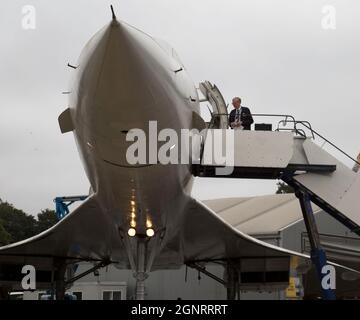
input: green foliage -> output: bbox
[36,209,58,234]
[0,201,37,243]
[0,220,11,246]
[275,181,294,194]
[0,200,58,245]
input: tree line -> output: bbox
[0,199,58,246]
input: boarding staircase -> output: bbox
[195,81,360,236]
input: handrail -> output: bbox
[253,114,360,166]
[252,114,305,137]
[296,121,315,139]
[275,127,307,138]
[295,121,360,166]
[277,120,315,139]
[302,231,360,242]
[252,113,296,126]
[209,112,359,166]
[278,118,359,165]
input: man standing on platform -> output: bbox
[228,97,254,130]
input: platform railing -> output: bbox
[301,232,360,255]
[252,114,360,167]
[207,112,360,167]
[279,119,360,166]
[252,113,307,137]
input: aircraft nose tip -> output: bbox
[110,5,117,20]
[78,18,162,135]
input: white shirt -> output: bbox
[234,107,243,130]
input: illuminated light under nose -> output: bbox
[146,220,152,228]
[128,228,136,237]
[146,228,155,237]
[130,219,136,228]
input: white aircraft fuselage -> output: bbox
[69,19,199,266]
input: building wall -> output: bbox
[281,210,359,253]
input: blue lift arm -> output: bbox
[296,190,336,300]
[54,195,88,220]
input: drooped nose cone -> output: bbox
[74,20,175,166]
[78,20,169,129]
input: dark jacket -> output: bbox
[228,106,254,130]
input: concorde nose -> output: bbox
[76,18,173,166]
[82,19,169,137]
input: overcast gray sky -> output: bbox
[0,0,359,215]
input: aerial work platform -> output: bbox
[193,128,360,235]
[191,97,360,299]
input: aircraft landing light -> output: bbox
[146,228,155,237]
[128,228,136,237]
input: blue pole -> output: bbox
[297,190,336,300]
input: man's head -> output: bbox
[232,97,241,109]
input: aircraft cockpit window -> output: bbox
[155,38,184,69]
[171,49,185,68]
